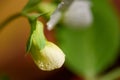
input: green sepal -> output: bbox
[26,13,46,53]
[26,17,37,53]
[26,33,33,53]
[31,21,46,50]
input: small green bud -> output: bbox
[30,41,65,71]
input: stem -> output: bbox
[0,13,22,30]
[85,76,97,80]
[100,68,120,80]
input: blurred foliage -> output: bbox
[56,0,119,79]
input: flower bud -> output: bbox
[27,20,65,71]
[63,0,93,28]
[47,0,93,30]
[30,41,65,71]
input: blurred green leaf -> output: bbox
[56,0,119,78]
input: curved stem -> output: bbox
[100,68,120,80]
[0,13,22,30]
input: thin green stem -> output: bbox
[100,68,120,80]
[85,76,97,80]
[0,13,22,30]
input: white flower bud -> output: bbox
[30,41,65,71]
[63,0,93,28]
[47,0,93,30]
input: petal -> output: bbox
[31,42,65,71]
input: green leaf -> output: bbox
[55,0,119,78]
[23,0,41,12]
